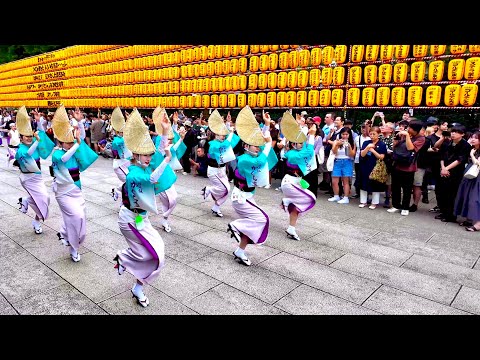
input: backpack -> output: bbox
[392,139,415,166]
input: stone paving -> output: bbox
[0,145,479,315]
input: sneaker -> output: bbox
[264,184,271,189]
[328,195,341,202]
[387,207,400,213]
[182,172,188,175]
[275,187,281,191]
[401,210,409,216]
[337,197,349,204]
[429,206,440,213]
[409,204,418,212]
[368,204,377,210]
[358,203,367,208]
[427,185,435,190]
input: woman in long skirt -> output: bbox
[15,106,55,234]
[114,109,171,308]
[280,111,317,241]
[227,107,277,266]
[202,109,240,217]
[51,105,98,262]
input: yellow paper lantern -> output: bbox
[309,69,321,87]
[257,92,266,107]
[297,70,309,88]
[380,45,394,61]
[428,60,445,82]
[202,94,210,108]
[269,53,278,71]
[376,87,390,107]
[430,45,446,56]
[347,87,360,107]
[222,59,230,75]
[249,56,260,72]
[218,94,228,108]
[193,47,201,62]
[203,77,211,92]
[465,57,480,80]
[258,73,268,90]
[207,45,215,60]
[444,84,461,106]
[268,72,277,89]
[227,93,236,107]
[277,91,287,107]
[238,57,248,73]
[239,75,247,90]
[259,45,269,53]
[250,45,260,54]
[296,90,307,107]
[334,45,347,64]
[210,77,218,92]
[279,52,289,69]
[269,45,279,51]
[277,72,288,89]
[186,95,194,108]
[259,55,269,71]
[299,49,310,67]
[395,45,410,60]
[460,84,478,106]
[237,93,246,107]
[230,76,239,91]
[285,91,296,107]
[319,89,331,107]
[248,93,257,107]
[413,45,428,58]
[289,51,299,68]
[362,87,375,106]
[331,89,343,107]
[210,94,219,107]
[333,67,345,85]
[224,76,232,91]
[310,47,322,66]
[408,86,423,106]
[448,58,465,80]
[393,63,408,83]
[231,45,240,57]
[230,58,239,74]
[248,74,258,90]
[364,45,379,62]
[391,87,406,107]
[287,71,298,88]
[222,45,231,58]
[207,62,215,76]
[322,46,335,65]
[425,85,442,107]
[410,61,426,82]
[469,45,480,53]
[239,45,249,55]
[349,66,362,85]
[378,64,393,84]
[200,46,208,60]
[364,65,377,84]
[351,45,365,63]
[450,45,467,55]
[267,91,276,107]
[214,60,223,75]
[308,90,319,107]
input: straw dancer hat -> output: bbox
[280,110,307,143]
[235,105,265,146]
[123,108,156,155]
[52,104,75,143]
[16,105,33,136]
[152,106,168,136]
[111,106,126,132]
[207,109,228,136]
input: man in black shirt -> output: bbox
[434,125,471,222]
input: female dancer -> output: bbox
[51,105,99,262]
[114,109,170,308]
[152,108,184,233]
[15,105,55,234]
[109,107,132,201]
[202,109,240,217]
[279,111,317,241]
[227,106,276,266]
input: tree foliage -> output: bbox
[0,45,65,64]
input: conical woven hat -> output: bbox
[152,106,167,136]
[280,110,307,143]
[111,107,126,132]
[235,105,265,146]
[208,109,228,136]
[52,104,74,143]
[124,109,156,155]
[16,105,33,136]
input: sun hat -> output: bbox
[52,104,74,143]
[123,108,156,155]
[111,106,126,132]
[235,105,265,146]
[16,105,33,136]
[280,110,307,143]
[207,109,228,136]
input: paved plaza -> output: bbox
[0,145,479,315]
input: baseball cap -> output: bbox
[312,116,321,124]
[300,111,308,116]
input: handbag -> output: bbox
[326,151,335,172]
[369,159,388,183]
[464,163,480,179]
